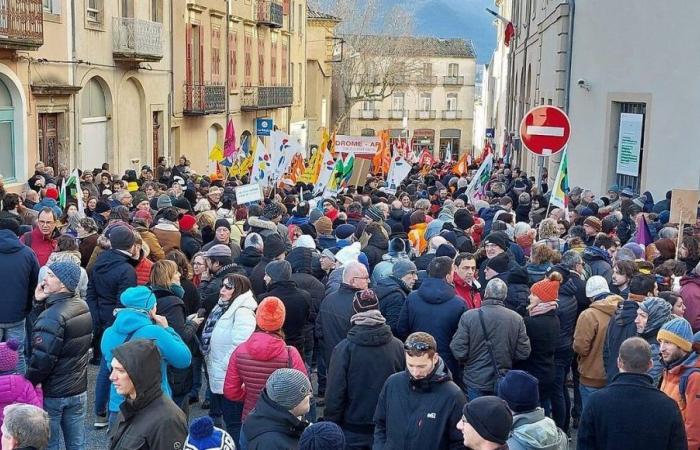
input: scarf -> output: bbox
[350,309,386,326]
[200,298,231,355]
[528,301,558,317]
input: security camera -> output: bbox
[577,79,591,91]
[577,79,585,86]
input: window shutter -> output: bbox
[229,31,237,90]
[199,26,205,83]
[51,0,61,15]
[185,24,193,86]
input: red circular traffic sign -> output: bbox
[519,106,571,156]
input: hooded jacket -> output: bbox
[660,352,700,449]
[373,357,466,450]
[371,252,411,285]
[0,229,39,323]
[109,340,187,450]
[504,266,531,316]
[86,249,138,327]
[101,307,191,413]
[396,278,467,378]
[243,389,310,450]
[324,320,404,433]
[235,246,262,277]
[603,299,641,383]
[508,408,568,450]
[572,295,622,387]
[257,280,312,355]
[374,276,411,336]
[680,273,700,332]
[582,246,613,284]
[198,263,247,314]
[364,230,389,273]
[224,331,307,420]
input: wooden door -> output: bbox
[38,113,58,173]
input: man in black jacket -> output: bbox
[578,337,686,450]
[27,261,92,450]
[109,339,187,449]
[235,232,263,276]
[375,260,417,336]
[258,260,312,355]
[198,244,245,314]
[373,332,465,450]
[324,289,404,448]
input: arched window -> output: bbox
[0,78,15,180]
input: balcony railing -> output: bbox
[415,110,436,120]
[113,17,163,62]
[443,76,465,85]
[241,86,293,111]
[183,83,226,115]
[358,109,379,120]
[0,0,43,51]
[388,109,406,120]
[414,75,438,85]
[255,0,283,28]
[442,110,462,120]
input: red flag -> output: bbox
[504,22,515,46]
[418,148,435,167]
[224,119,236,159]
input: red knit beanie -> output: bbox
[45,187,59,200]
[530,274,562,302]
[257,296,286,332]
[178,214,196,232]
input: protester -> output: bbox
[1,404,50,450]
[375,260,417,336]
[455,396,512,450]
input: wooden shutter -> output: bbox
[258,34,265,86]
[283,0,289,15]
[199,26,204,84]
[271,36,277,85]
[185,24,193,86]
[212,27,220,83]
[244,33,252,86]
[281,41,288,86]
[229,31,238,90]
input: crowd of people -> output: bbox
[0,156,698,449]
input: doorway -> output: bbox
[38,113,59,173]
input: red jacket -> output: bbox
[454,274,481,309]
[21,228,55,267]
[134,256,153,286]
[223,331,306,420]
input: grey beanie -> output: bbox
[108,225,136,251]
[392,259,417,279]
[266,368,312,410]
[47,261,81,293]
[265,260,292,283]
[156,194,173,209]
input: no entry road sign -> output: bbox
[519,106,571,156]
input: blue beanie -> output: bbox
[184,416,234,450]
[497,370,539,413]
[659,210,670,225]
[298,422,346,450]
[119,286,157,312]
[657,317,694,353]
[47,261,81,293]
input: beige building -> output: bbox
[346,37,477,159]
[0,0,171,190]
[305,7,340,150]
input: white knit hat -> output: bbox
[586,276,610,298]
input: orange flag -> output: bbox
[289,153,306,183]
[453,152,469,175]
[372,130,391,175]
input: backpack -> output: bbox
[679,367,700,407]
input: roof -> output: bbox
[345,35,476,59]
[307,6,341,22]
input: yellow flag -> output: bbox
[209,143,224,162]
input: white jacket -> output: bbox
[206,290,257,394]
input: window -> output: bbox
[258,33,265,86]
[86,0,102,23]
[187,24,203,84]
[447,94,457,111]
[297,63,302,101]
[422,63,432,77]
[290,1,294,31]
[420,93,431,111]
[43,0,60,15]
[151,0,162,23]
[0,79,15,181]
[290,64,294,97]
[121,0,133,18]
[392,93,404,111]
[362,101,376,110]
[229,31,238,90]
[448,63,459,77]
[211,26,221,83]
[244,33,253,86]
[297,4,302,36]
[271,33,278,85]
[281,40,288,85]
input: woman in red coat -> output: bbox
[223,296,307,420]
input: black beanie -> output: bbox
[483,231,510,252]
[463,396,513,445]
[215,219,231,231]
[454,209,475,230]
[486,253,510,274]
[263,234,286,259]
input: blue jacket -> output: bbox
[397,278,466,377]
[101,307,191,412]
[0,230,39,323]
[86,250,137,327]
[32,198,62,218]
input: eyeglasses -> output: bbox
[222,282,234,290]
[353,276,370,281]
[404,341,434,353]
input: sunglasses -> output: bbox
[404,341,434,353]
[222,282,234,290]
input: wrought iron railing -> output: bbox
[358,109,380,120]
[241,86,293,110]
[0,0,43,50]
[414,75,438,85]
[255,0,283,28]
[443,76,464,85]
[183,83,226,115]
[112,17,163,61]
[442,110,462,119]
[388,109,406,120]
[415,110,436,120]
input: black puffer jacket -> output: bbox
[603,299,640,383]
[26,292,93,398]
[250,257,273,296]
[324,320,404,434]
[243,389,310,450]
[316,283,360,366]
[287,248,325,357]
[86,249,137,327]
[179,231,202,260]
[503,266,531,316]
[257,280,312,355]
[549,266,585,358]
[235,246,262,277]
[374,276,410,336]
[364,231,389,273]
[198,263,246,315]
[514,309,560,399]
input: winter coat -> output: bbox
[201,237,242,260]
[204,290,257,394]
[25,292,92,398]
[582,246,613,284]
[133,252,152,286]
[152,223,181,254]
[179,231,202,260]
[250,257,273,297]
[316,283,360,366]
[579,372,686,450]
[32,197,62,218]
[508,408,568,450]
[639,330,664,385]
[374,276,410,336]
[414,252,436,271]
[408,223,427,255]
[526,262,553,284]
[0,375,43,428]
[397,278,467,377]
[551,266,585,355]
[514,308,560,399]
[257,280,312,355]
[603,299,641,383]
[198,263,246,315]
[324,321,404,434]
[86,249,138,328]
[235,247,262,277]
[20,227,55,267]
[243,389,309,450]
[453,274,481,309]
[109,341,188,450]
[134,226,164,261]
[450,297,531,391]
[452,228,475,253]
[661,352,700,449]
[79,233,99,267]
[224,331,306,420]
[0,229,39,323]
[572,295,622,388]
[373,357,466,450]
[372,253,411,285]
[364,232,389,273]
[316,234,336,250]
[101,307,191,413]
[680,274,700,332]
[504,266,532,316]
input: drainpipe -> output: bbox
[69,0,78,169]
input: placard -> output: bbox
[615,113,643,176]
[669,189,700,224]
[235,184,263,204]
[334,135,381,155]
[348,158,371,187]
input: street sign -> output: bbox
[519,106,571,156]
[485,128,495,139]
[256,118,273,136]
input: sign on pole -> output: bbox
[669,189,700,224]
[256,118,273,136]
[235,184,263,204]
[615,113,643,176]
[519,106,571,156]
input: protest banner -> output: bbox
[334,135,381,156]
[235,184,263,204]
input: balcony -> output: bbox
[241,86,293,111]
[112,17,163,62]
[442,110,462,120]
[388,109,406,120]
[255,0,283,28]
[358,109,379,120]
[0,0,43,51]
[414,75,438,85]
[443,76,465,86]
[415,110,436,120]
[183,84,226,115]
